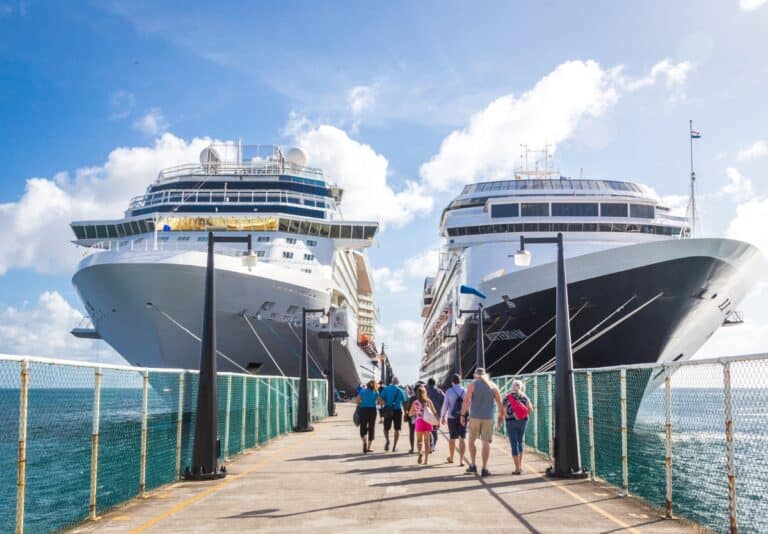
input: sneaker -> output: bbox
[465,464,477,474]
[481,468,491,477]
[384,440,390,452]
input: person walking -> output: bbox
[460,368,503,477]
[355,379,383,454]
[380,376,408,452]
[426,378,445,453]
[504,379,533,474]
[440,374,467,466]
[403,381,423,453]
[408,384,438,465]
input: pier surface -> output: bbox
[71,405,696,533]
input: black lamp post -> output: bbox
[186,232,256,480]
[514,233,586,479]
[295,307,325,432]
[459,303,485,371]
[379,343,387,385]
[445,333,461,379]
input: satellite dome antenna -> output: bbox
[200,147,221,174]
[285,147,308,167]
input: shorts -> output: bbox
[447,418,466,439]
[468,418,494,443]
[383,410,402,432]
[414,418,433,433]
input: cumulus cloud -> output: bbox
[377,319,423,381]
[737,140,768,161]
[404,249,440,279]
[728,197,768,252]
[373,267,406,294]
[109,90,135,120]
[287,117,433,227]
[0,134,212,275]
[133,108,169,136]
[419,59,692,193]
[740,0,767,11]
[347,85,376,115]
[372,248,439,295]
[720,167,754,200]
[0,291,122,362]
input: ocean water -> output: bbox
[0,383,764,533]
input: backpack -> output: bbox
[505,393,529,420]
[450,387,464,419]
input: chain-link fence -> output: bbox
[489,354,768,534]
[1,355,327,533]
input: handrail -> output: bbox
[128,188,336,211]
[157,162,326,182]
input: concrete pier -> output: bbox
[71,405,698,533]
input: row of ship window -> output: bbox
[446,222,685,237]
[133,190,333,209]
[490,202,654,218]
[462,179,643,194]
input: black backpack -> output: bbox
[450,387,464,419]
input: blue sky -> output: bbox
[1,0,767,381]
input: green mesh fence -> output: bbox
[1,356,327,534]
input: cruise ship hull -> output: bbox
[73,251,377,394]
[421,238,762,384]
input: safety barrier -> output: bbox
[491,353,768,534]
[0,354,327,533]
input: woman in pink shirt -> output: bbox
[408,384,438,465]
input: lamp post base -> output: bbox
[183,466,227,481]
[293,425,315,433]
[545,466,588,479]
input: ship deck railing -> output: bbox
[128,187,336,211]
[157,161,326,183]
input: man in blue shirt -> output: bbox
[380,377,407,452]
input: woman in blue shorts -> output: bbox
[503,380,533,475]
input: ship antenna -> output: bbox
[686,120,700,237]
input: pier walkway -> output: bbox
[71,405,695,534]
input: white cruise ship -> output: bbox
[420,164,763,387]
[70,144,382,393]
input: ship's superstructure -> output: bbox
[71,144,382,392]
[420,160,762,386]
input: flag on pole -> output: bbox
[691,130,701,139]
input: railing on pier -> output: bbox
[490,353,768,534]
[0,355,327,534]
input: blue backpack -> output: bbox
[450,387,464,419]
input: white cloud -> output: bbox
[373,267,406,293]
[372,248,439,295]
[404,248,440,279]
[109,90,135,120]
[419,58,692,193]
[378,319,423,382]
[727,196,768,252]
[740,0,767,11]
[737,140,768,161]
[347,85,376,115]
[0,291,122,362]
[133,108,169,136]
[287,117,433,228]
[0,134,212,275]
[720,167,754,200]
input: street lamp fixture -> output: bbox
[186,232,254,481]
[513,233,586,479]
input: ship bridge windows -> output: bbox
[446,223,683,237]
[601,203,629,217]
[490,203,520,218]
[630,204,655,219]
[521,203,549,217]
[551,203,598,217]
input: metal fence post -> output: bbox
[254,378,260,446]
[533,376,539,453]
[587,371,595,480]
[16,360,29,534]
[547,373,553,459]
[224,375,232,460]
[664,365,673,518]
[283,380,289,431]
[620,369,628,495]
[89,367,102,520]
[175,373,185,478]
[241,376,247,450]
[266,378,272,440]
[723,362,737,533]
[139,370,149,498]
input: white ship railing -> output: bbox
[128,188,336,211]
[486,352,768,533]
[1,354,328,533]
[157,161,326,183]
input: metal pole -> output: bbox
[188,232,223,479]
[548,232,586,478]
[241,376,247,450]
[533,376,539,453]
[224,375,232,460]
[723,362,737,533]
[456,332,462,379]
[476,303,485,370]
[547,373,553,459]
[295,308,318,432]
[89,367,101,521]
[620,369,628,494]
[175,373,185,478]
[266,378,272,439]
[140,370,149,498]
[16,360,29,534]
[587,371,595,480]
[664,365,673,518]
[327,335,336,416]
[254,378,260,446]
